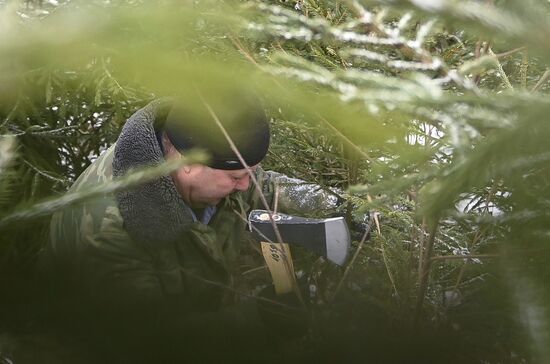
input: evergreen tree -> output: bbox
[1,0,549,362]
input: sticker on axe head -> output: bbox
[258,213,282,222]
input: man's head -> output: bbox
[161,94,269,207]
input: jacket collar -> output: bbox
[112,99,197,248]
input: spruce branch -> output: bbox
[494,46,526,59]
[531,69,550,93]
[0,150,207,226]
[23,159,65,183]
[488,47,513,90]
[414,219,438,327]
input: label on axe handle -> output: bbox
[261,241,295,295]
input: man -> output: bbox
[46,93,339,360]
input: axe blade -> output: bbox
[248,210,350,266]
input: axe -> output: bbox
[248,209,351,295]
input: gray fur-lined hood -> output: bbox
[112,100,196,248]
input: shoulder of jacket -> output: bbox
[50,145,124,253]
[71,145,116,191]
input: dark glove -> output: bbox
[256,284,310,339]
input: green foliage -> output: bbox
[240,0,550,361]
[1,0,550,362]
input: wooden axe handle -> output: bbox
[261,242,295,295]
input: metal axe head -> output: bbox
[248,210,350,266]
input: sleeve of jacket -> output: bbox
[256,169,342,216]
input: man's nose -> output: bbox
[234,175,250,191]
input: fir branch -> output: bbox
[494,46,526,59]
[531,69,550,93]
[22,159,65,183]
[414,219,439,326]
[0,150,207,225]
[488,47,513,90]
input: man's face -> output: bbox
[163,132,257,207]
[171,163,257,207]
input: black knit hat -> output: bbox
[163,95,270,170]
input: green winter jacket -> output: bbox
[48,100,339,313]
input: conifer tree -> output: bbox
[1,0,549,362]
